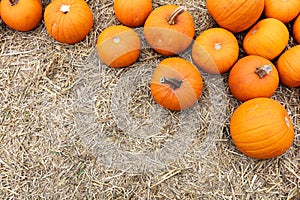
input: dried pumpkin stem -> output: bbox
[160,77,183,90]
[167,6,185,25]
[214,43,222,50]
[9,0,18,6]
[255,65,272,78]
[60,4,71,14]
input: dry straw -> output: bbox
[0,0,299,199]
[73,23,228,172]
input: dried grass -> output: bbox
[0,0,299,199]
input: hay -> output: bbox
[0,0,299,199]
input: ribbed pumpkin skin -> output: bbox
[206,0,264,33]
[228,55,279,102]
[192,27,239,74]
[144,5,195,56]
[230,98,294,159]
[243,18,289,60]
[293,15,300,44]
[264,0,300,23]
[96,25,141,68]
[276,45,300,87]
[1,0,42,31]
[150,57,203,111]
[44,0,93,44]
[114,0,152,27]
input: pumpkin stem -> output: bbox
[167,6,185,25]
[160,77,183,90]
[9,0,18,6]
[60,4,71,14]
[113,37,120,43]
[214,43,222,50]
[255,65,272,79]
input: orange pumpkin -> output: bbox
[230,97,294,159]
[1,0,42,31]
[243,18,289,60]
[264,0,300,23]
[44,0,93,44]
[192,27,239,74]
[228,55,279,102]
[144,5,195,56]
[206,0,264,33]
[276,45,300,87]
[114,0,152,27]
[293,15,300,44]
[150,57,203,111]
[96,25,141,68]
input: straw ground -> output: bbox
[0,0,299,199]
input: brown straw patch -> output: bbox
[0,0,299,199]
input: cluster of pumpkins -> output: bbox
[0,0,93,44]
[0,0,298,160]
[100,0,298,160]
[206,0,299,161]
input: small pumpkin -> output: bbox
[150,57,203,111]
[144,5,195,56]
[230,97,294,159]
[276,45,300,87]
[114,0,152,27]
[293,15,300,44]
[228,55,279,102]
[1,0,42,31]
[96,25,141,68]
[264,0,300,23]
[44,0,93,44]
[206,0,264,33]
[243,18,289,60]
[192,27,239,74]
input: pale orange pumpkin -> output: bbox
[192,27,239,74]
[264,0,300,23]
[228,55,279,102]
[144,5,195,56]
[293,15,300,44]
[243,18,289,60]
[44,0,93,44]
[114,0,152,27]
[150,57,203,111]
[230,97,294,159]
[1,0,42,31]
[206,0,264,33]
[96,25,141,68]
[276,45,300,87]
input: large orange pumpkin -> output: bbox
[192,27,239,74]
[243,18,289,60]
[293,15,300,44]
[1,0,42,31]
[264,0,300,23]
[228,55,279,102]
[150,57,203,111]
[114,0,152,27]
[276,45,300,87]
[206,0,264,33]
[230,97,294,159]
[44,0,93,44]
[96,25,141,68]
[144,5,195,56]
